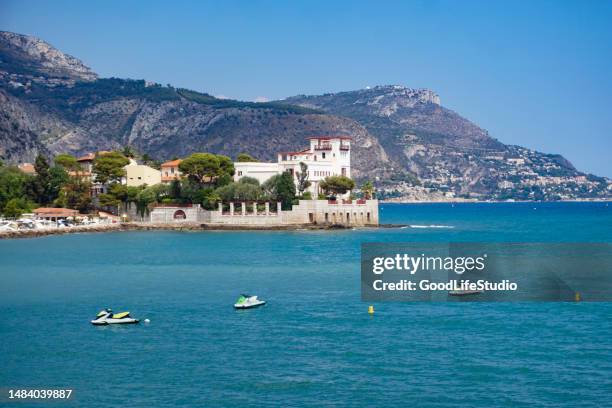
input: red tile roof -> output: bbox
[161,159,182,167]
[18,163,36,175]
[77,153,95,162]
[33,208,78,217]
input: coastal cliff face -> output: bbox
[0,31,609,200]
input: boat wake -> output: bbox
[408,225,455,229]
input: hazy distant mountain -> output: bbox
[0,31,609,200]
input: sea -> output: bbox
[1,202,611,407]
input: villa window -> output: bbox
[322,153,326,159]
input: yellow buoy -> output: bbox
[575,292,581,302]
[368,305,374,314]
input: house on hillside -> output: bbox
[234,136,351,196]
[125,162,161,187]
[161,159,182,184]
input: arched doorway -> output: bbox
[173,210,186,220]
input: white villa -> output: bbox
[234,136,351,196]
[125,162,161,187]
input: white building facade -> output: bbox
[234,136,351,196]
[124,162,162,187]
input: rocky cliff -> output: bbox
[285,86,609,200]
[0,31,609,200]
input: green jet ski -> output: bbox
[234,294,266,309]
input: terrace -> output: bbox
[313,143,332,151]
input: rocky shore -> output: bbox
[0,223,122,239]
[0,221,399,240]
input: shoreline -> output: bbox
[1,200,608,240]
[381,199,612,204]
[0,222,404,240]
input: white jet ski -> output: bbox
[448,289,482,296]
[234,294,266,309]
[91,308,140,325]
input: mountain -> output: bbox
[284,86,610,200]
[0,31,609,201]
[0,31,97,82]
[0,31,389,183]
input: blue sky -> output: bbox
[2,0,611,176]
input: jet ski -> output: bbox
[234,294,266,309]
[91,308,140,325]
[448,289,482,296]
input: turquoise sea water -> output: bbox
[1,202,611,407]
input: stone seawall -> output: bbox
[0,221,379,240]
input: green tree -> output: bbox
[215,182,264,202]
[262,171,296,210]
[320,175,355,197]
[360,180,375,199]
[55,177,92,212]
[217,155,235,178]
[0,166,33,211]
[238,176,260,186]
[108,183,129,203]
[48,166,69,203]
[97,193,120,208]
[3,197,33,218]
[236,153,259,162]
[28,155,67,205]
[215,173,233,187]
[201,188,220,210]
[179,153,220,186]
[30,155,52,204]
[122,145,137,158]
[169,179,182,200]
[127,186,141,202]
[179,153,235,187]
[132,184,170,217]
[54,154,79,170]
[93,152,129,184]
[141,153,153,165]
[296,162,311,196]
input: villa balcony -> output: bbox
[340,143,350,151]
[313,144,332,151]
